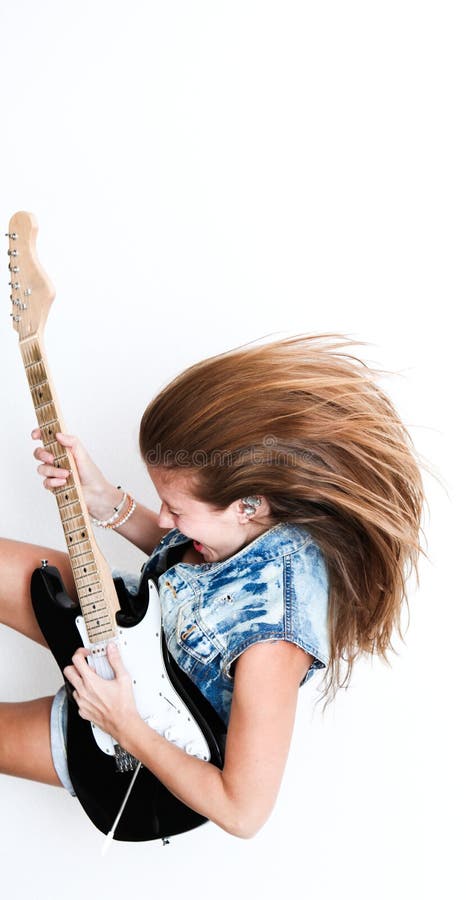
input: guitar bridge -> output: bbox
[114,743,139,773]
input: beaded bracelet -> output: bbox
[109,495,137,530]
[90,489,127,527]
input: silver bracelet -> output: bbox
[90,489,127,527]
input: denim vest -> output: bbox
[112,522,330,728]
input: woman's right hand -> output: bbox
[31,428,122,521]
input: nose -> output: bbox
[158,502,175,528]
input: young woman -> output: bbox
[0,333,426,839]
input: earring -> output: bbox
[241,496,262,517]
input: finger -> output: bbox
[63,665,83,691]
[34,447,56,463]
[71,648,93,679]
[77,705,93,722]
[106,642,127,677]
[55,432,78,449]
[43,477,68,489]
[72,647,91,663]
[37,463,70,478]
[75,646,91,656]
[72,692,93,721]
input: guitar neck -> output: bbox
[20,334,120,642]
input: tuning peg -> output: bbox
[7,249,18,257]
[8,264,19,272]
[5,232,18,239]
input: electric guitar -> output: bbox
[6,211,226,843]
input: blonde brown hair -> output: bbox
[139,333,427,711]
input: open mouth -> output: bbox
[193,540,204,553]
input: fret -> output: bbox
[88,626,114,640]
[76,583,101,597]
[84,601,108,613]
[19,340,41,366]
[42,437,62,452]
[69,548,96,565]
[63,526,88,541]
[82,613,109,624]
[78,580,101,594]
[75,576,98,588]
[66,538,91,552]
[70,551,97,569]
[74,580,102,595]
[78,582,103,606]
[36,422,63,450]
[51,452,69,465]
[60,506,84,521]
[45,445,71,466]
[79,599,106,613]
[68,545,93,561]
[35,404,57,426]
[77,580,104,603]
[87,624,112,636]
[74,560,97,576]
[57,499,81,515]
[79,582,103,596]
[24,362,47,387]
[66,535,90,549]
[55,489,79,510]
[61,516,87,534]
[35,399,56,413]
[40,417,59,431]
[81,598,108,610]
[30,381,53,407]
[85,611,112,624]
[36,414,59,437]
[75,569,98,582]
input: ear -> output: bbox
[237,495,271,522]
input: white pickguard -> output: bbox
[74,578,211,762]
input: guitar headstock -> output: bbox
[6,211,55,339]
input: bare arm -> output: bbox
[110,505,170,556]
[32,429,169,556]
[66,639,314,839]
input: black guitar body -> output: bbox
[31,564,226,842]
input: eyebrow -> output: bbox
[159,497,182,513]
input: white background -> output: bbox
[0,2,464,898]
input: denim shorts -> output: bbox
[50,685,76,796]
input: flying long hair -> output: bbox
[139,333,428,711]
